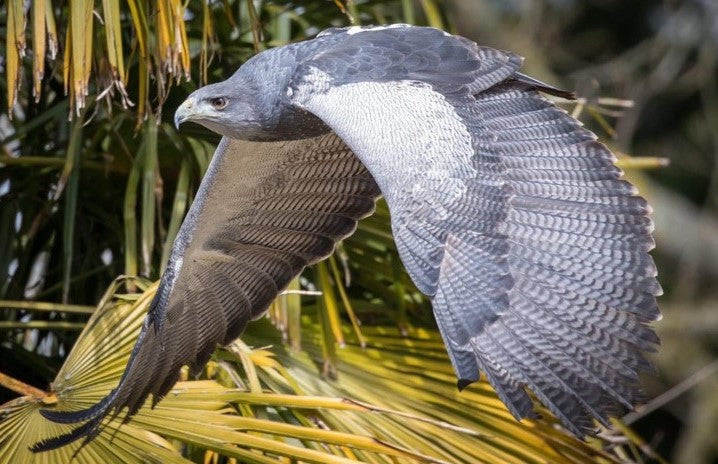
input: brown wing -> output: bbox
[33,133,380,451]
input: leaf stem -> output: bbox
[0,371,46,399]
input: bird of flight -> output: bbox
[33,24,660,451]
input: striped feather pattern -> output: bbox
[290,24,660,435]
[291,24,659,435]
[448,85,661,436]
[33,133,380,451]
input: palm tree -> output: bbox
[0,2,664,463]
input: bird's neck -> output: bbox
[221,45,333,141]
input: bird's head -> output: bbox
[174,79,267,139]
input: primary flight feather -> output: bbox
[33,24,660,451]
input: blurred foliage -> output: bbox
[0,0,716,463]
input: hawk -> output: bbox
[33,24,660,451]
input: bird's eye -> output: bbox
[209,97,228,110]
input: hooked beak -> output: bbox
[174,97,196,129]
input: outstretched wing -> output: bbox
[291,26,660,436]
[33,133,381,451]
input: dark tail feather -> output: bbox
[29,417,103,453]
[32,321,154,452]
[512,72,576,100]
[38,390,116,424]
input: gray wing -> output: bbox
[291,26,660,436]
[33,133,380,451]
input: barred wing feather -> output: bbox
[291,44,660,436]
[32,134,381,451]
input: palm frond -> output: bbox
[1,281,655,464]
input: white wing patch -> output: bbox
[292,76,478,294]
[292,77,475,205]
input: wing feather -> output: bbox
[33,133,380,451]
[291,27,660,436]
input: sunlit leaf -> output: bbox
[0,282,650,464]
[5,0,26,113]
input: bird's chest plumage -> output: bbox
[294,77,476,210]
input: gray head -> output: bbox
[174,78,272,140]
[175,70,330,141]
